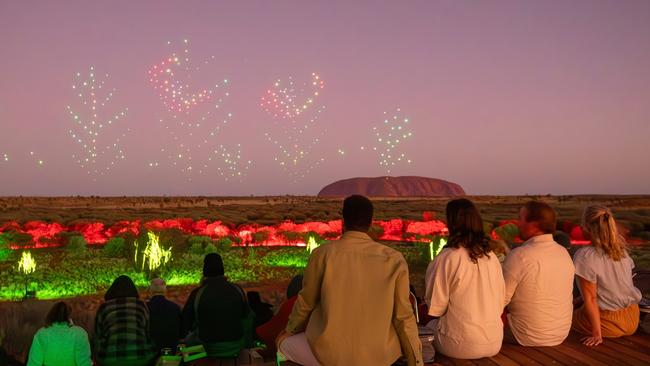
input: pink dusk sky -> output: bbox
[0,1,648,196]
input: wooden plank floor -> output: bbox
[432,331,650,366]
[272,331,650,366]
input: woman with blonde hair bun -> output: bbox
[572,205,642,346]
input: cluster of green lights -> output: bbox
[18,251,37,275]
[429,237,447,261]
[306,235,320,254]
[134,231,173,272]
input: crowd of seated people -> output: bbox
[8,195,646,366]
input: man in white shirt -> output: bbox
[503,201,575,346]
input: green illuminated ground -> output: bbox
[1,238,648,301]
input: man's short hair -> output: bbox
[149,278,167,294]
[342,195,374,232]
[523,201,557,234]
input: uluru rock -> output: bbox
[317,176,466,197]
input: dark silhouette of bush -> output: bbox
[102,237,127,258]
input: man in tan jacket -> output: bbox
[277,195,423,366]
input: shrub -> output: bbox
[278,231,302,242]
[0,233,13,261]
[1,231,32,249]
[66,236,88,257]
[102,237,127,258]
[251,230,271,243]
[204,243,218,254]
[214,237,233,252]
[188,242,204,256]
[493,223,520,243]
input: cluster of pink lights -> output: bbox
[148,54,213,113]
[0,217,591,250]
[260,73,324,119]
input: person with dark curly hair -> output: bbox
[425,198,505,359]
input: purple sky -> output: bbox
[1,1,649,196]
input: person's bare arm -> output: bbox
[502,250,522,307]
[577,276,602,346]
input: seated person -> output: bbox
[256,275,303,351]
[572,205,643,346]
[248,291,274,328]
[27,302,91,366]
[94,276,156,366]
[425,199,505,359]
[182,253,252,358]
[277,195,422,366]
[503,201,575,346]
[147,278,182,352]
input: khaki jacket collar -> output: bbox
[341,230,372,241]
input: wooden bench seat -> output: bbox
[274,331,650,366]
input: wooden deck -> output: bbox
[269,330,650,366]
[432,331,650,366]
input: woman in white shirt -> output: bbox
[572,205,642,346]
[425,199,505,359]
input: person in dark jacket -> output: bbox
[94,275,156,366]
[181,253,252,358]
[147,278,182,353]
[247,291,274,328]
[255,275,303,352]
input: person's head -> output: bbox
[45,301,72,327]
[149,278,167,296]
[553,230,572,250]
[203,253,225,277]
[247,291,263,306]
[582,205,626,261]
[105,275,139,301]
[518,201,557,240]
[286,274,303,299]
[445,199,491,263]
[342,195,374,232]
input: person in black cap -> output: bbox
[181,253,252,358]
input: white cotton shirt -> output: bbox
[503,234,575,347]
[425,247,505,359]
[573,246,642,311]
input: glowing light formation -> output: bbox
[429,237,447,261]
[149,40,250,180]
[18,251,37,274]
[260,73,324,119]
[306,235,320,254]
[136,231,172,272]
[66,67,129,177]
[261,73,327,180]
[215,144,252,181]
[29,151,45,166]
[372,108,413,174]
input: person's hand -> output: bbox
[581,335,603,346]
[275,330,291,350]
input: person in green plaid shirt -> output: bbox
[94,275,157,366]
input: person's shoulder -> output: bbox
[371,240,407,261]
[507,244,527,258]
[70,325,89,337]
[573,246,597,261]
